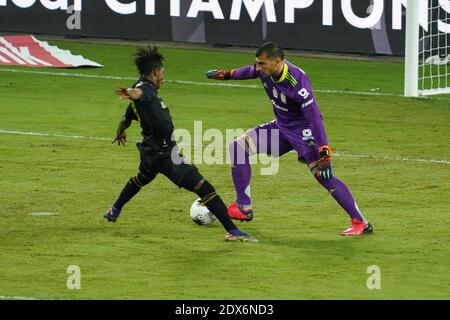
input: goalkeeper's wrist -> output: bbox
[223,69,235,80]
[319,145,332,159]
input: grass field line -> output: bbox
[0,295,39,300]
[2,67,447,100]
[1,129,449,165]
[0,295,68,300]
[0,129,112,141]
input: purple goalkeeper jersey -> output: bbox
[232,60,328,147]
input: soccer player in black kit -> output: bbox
[104,45,257,243]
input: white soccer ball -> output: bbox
[190,198,216,225]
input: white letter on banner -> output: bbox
[0,0,6,6]
[230,0,277,22]
[40,0,68,10]
[187,0,224,19]
[392,0,429,31]
[392,0,407,30]
[145,0,155,15]
[74,0,81,11]
[171,0,180,16]
[11,0,36,8]
[341,0,383,29]
[323,0,333,26]
[438,0,450,33]
[285,0,314,24]
[105,0,136,15]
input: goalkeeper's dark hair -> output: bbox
[134,45,164,76]
[256,42,284,60]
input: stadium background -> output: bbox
[0,0,410,55]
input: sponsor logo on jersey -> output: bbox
[298,88,310,99]
[301,98,314,109]
[302,128,315,141]
[270,99,288,112]
[280,92,287,104]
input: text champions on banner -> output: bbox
[1,0,450,31]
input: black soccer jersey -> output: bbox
[124,77,175,151]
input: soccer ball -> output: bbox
[190,198,216,225]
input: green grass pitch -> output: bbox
[0,40,449,300]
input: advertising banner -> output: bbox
[0,1,449,56]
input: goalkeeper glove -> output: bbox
[206,69,234,80]
[318,145,333,180]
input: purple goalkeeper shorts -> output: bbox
[242,119,319,162]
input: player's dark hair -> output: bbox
[256,42,284,60]
[134,45,164,76]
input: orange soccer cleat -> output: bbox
[227,202,253,222]
[341,218,373,236]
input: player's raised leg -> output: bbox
[303,152,373,236]
[228,120,292,221]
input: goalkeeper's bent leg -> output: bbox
[305,153,367,222]
[315,175,367,222]
[229,138,252,207]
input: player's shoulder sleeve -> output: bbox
[135,81,156,102]
[292,71,317,111]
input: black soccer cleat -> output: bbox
[225,229,259,243]
[104,206,121,223]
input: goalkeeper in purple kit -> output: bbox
[206,42,372,236]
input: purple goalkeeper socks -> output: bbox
[231,163,252,206]
[316,176,366,222]
[230,140,253,206]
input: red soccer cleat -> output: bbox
[341,218,373,236]
[227,202,253,222]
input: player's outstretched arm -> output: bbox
[206,66,258,80]
[206,69,234,80]
[115,87,144,100]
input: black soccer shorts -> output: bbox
[138,145,203,190]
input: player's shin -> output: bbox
[113,173,150,210]
[315,174,367,223]
[229,140,252,207]
[194,180,237,232]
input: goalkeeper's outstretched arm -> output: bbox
[206,65,259,80]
